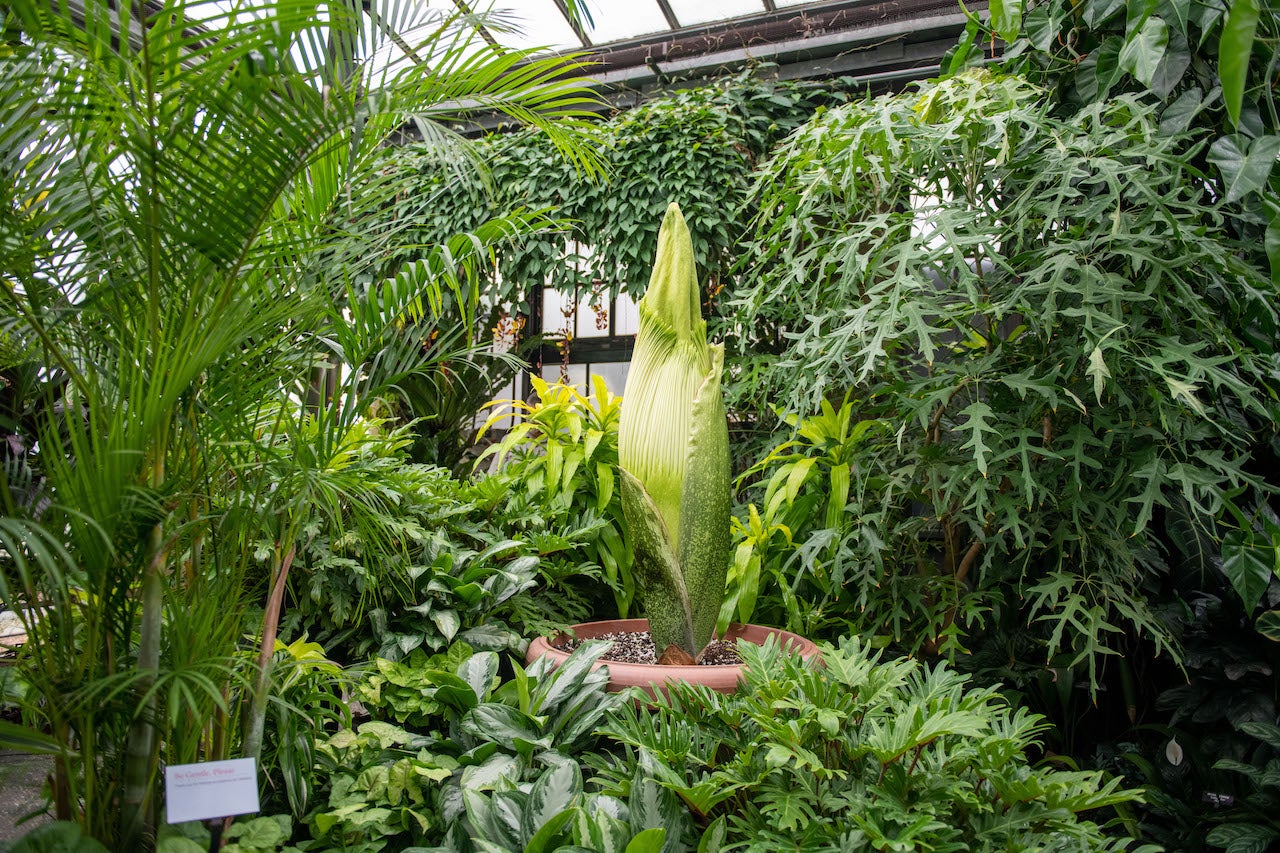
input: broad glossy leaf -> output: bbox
[1208,134,1280,203]
[1119,17,1169,87]
[1088,0,1127,26]
[1256,609,1280,642]
[465,788,519,850]
[1239,721,1280,749]
[989,0,1023,43]
[1220,0,1260,127]
[1025,0,1066,51]
[697,818,727,853]
[462,704,548,752]
[1221,529,1274,612]
[458,652,500,703]
[1076,37,1126,102]
[629,772,687,853]
[522,763,582,842]
[1160,86,1205,134]
[624,828,668,853]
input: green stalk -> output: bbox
[120,524,163,848]
[242,542,297,762]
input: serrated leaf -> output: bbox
[1087,347,1111,403]
[959,401,997,476]
[1163,376,1205,415]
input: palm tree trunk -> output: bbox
[241,543,297,762]
[120,550,163,848]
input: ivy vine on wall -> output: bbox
[364,70,857,316]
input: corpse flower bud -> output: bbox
[619,202,731,659]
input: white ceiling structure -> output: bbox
[434,0,983,96]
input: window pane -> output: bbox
[590,361,631,397]
[665,0,764,27]
[542,362,588,391]
[493,0,584,51]
[614,291,640,335]
[576,290,609,338]
[584,0,670,44]
[542,286,570,334]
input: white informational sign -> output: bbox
[165,758,260,823]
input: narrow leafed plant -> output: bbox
[619,202,731,662]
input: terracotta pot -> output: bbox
[525,617,820,698]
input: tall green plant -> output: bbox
[619,203,731,660]
[730,69,1280,685]
[0,0,600,846]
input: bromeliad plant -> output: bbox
[619,203,732,663]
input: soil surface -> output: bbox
[557,631,743,666]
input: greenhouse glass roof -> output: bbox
[453,0,979,94]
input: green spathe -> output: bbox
[619,202,731,657]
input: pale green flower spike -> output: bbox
[619,202,731,658]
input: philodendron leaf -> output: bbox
[1208,134,1280,204]
[1119,15,1168,87]
[989,0,1022,42]
[1256,610,1280,641]
[1221,529,1274,612]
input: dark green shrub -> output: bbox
[594,639,1154,852]
[727,69,1279,685]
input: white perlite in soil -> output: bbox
[555,631,743,666]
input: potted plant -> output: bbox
[527,202,817,694]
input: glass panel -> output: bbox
[542,362,588,391]
[542,286,571,335]
[576,289,609,338]
[774,0,825,6]
[493,0,585,51]
[584,0,670,44]
[665,0,763,27]
[474,379,518,430]
[590,361,631,397]
[614,292,640,336]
